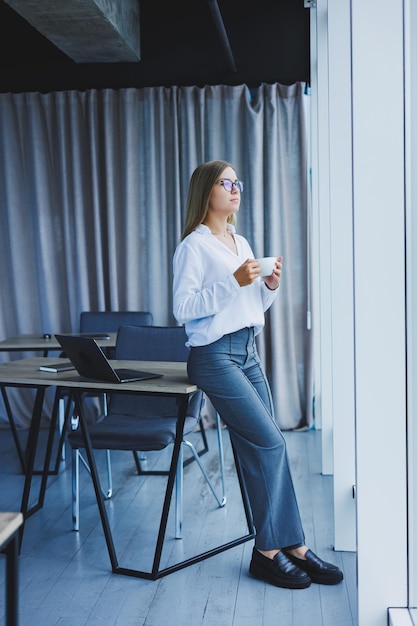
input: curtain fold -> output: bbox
[0,83,312,430]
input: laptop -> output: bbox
[55,334,162,383]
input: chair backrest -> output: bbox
[115,325,189,362]
[110,325,194,418]
[80,311,153,333]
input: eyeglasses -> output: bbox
[218,178,244,193]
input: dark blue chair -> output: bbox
[80,310,153,332]
[79,311,153,357]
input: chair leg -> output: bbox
[105,450,113,498]
[182,439,226,508]
[71,447,113,530]
[70,412,113,532]
[71,393,113,500]
[183,421,209,468]
[52,393,75,474]
[51,388,73,470]
[132,450,148,473]
[175,446,184,539]
[72,448,80,531]
[102,394,113,497]
[215,412,226,505]
[58,397,66,461]
[76,451,113,499]
[132,450,142,473]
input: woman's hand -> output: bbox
[234,257,283,289]
[263,256,283,291]
[234,259,261,286]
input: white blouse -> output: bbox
[173,224,278,347]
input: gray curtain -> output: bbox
[0,83,312,430]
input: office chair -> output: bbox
[53,311,154,480]
[68,324,226,540]
[79,311,153,356]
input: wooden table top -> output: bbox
[0,333,117,352]
[0,357,197,395]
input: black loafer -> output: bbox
[249,548,311,589]
[283,549,344,585]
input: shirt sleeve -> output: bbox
[261,281,280,311]
[173,240,241,325]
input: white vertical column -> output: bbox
[404,0,417,610]
[327,0,356,552]
[309,0,321,435]
[351,0,407,623]
[312,0,334,475]
[312,0,356,550]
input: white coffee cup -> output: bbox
[257,256,276,276]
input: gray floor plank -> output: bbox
[0,425,357,626]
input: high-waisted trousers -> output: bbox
[187,326,305,551]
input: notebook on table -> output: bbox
[55,334,162,383]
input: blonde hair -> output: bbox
[181,160,237,240]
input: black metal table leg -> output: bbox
[5,528,19,626]
[73,391,119,572]
[20,387,47,521]
[0,512,23,626]
[72,388,255,580]
[1,386,26,473]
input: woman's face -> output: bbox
[207,166,241,218]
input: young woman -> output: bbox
[173,160,343,589]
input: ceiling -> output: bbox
[0,0,310,93]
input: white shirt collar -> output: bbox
[195,223,236,235]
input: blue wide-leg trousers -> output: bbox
[187,327,305,551]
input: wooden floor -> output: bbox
[0,424,357,626]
